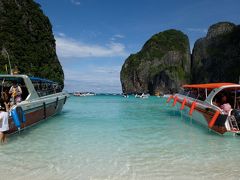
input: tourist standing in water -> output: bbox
[0,96,9,144]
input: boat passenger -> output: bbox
[9,81,22,105]
[219,94,232,114]
[221,94,228,104]
[189,89,198,99]
[198,90,206,101]
[1,92,10,110]
[0,97,9,144]
[1,91,9,103]
[221,103,232,114]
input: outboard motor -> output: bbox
[231,109,240,126]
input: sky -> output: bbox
[35,0,240,93]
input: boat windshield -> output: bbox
[30,77,62,97]
[0,77,29,101]
[179,88,212,101]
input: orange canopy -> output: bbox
[182,83,238,89]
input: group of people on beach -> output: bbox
[0,81,22,144]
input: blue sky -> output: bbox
[35,0,240,93]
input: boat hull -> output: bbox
[6,94,68,134]
[170,95,229,135]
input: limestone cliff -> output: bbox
[120,30,191,95]
[0,0,64,87]
[192,22,240,83]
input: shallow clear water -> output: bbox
[1,95,240,180]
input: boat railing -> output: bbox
[228,115,239,131]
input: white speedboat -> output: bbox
[135,93,149,99]
[73,92,95,96]
[0,74,69,134]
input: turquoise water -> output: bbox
[1,95,240,180]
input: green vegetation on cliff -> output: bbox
[0,0,64,86]
[192,22,240,84]
[142,29,189,56]
[121,29,191,95]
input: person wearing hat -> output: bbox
[0,97,9,144]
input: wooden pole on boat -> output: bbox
[2,48,12,75]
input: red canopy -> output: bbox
[182,83,237,89]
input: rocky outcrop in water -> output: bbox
[0,0,64,87]
[120,30,191,95]
[192,22,240,83]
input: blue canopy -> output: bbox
[29,77,55,84]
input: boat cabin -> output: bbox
[180,83,240,111]
[30,77,62,97]
[0,75,62,102]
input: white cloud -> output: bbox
[64,66,121,82]
[187,28,207,33]
[94,66,121,74]
[114,34,125,38]
[57,32,66,37]
[63,67,122,93]
[110,34,125,41]
[56,36,128,58]
[71,0,80,5]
